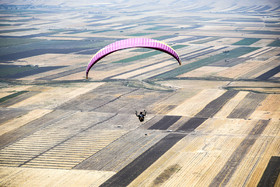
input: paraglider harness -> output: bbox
[136,110,146,122]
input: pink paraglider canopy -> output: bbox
[86,38,181,79]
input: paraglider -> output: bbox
[86,38,181,79]
[135,110,147,122]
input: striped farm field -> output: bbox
[0,1,279,187]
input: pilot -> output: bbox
[135,110,146,122]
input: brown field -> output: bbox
[0,1,279,186]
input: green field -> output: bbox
[268,39,280,47]
[0,65,38,78]
[232,38,260,45]
[0,38,43,48]
[146,25,172,30]
[0,91,29,103]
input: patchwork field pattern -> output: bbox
[0,1,279,187]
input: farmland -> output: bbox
[0,1,279,186]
